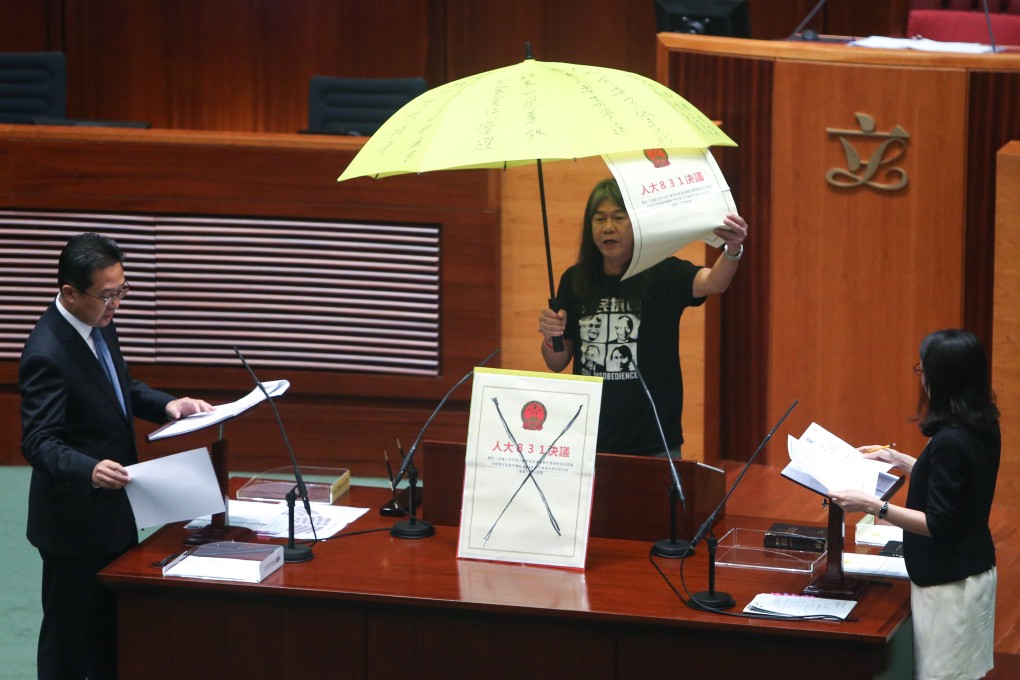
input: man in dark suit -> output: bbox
[19,233,212,679]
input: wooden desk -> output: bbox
[100,464,911,679]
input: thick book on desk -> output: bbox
[236,466,350,505]
[764,523,827,552]
[162,541,283,583]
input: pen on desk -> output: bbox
[863,443,895,454]
[383,449,396,490]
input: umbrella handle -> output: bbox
[548,297,565,353]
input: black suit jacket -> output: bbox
[19,303,174,555]
[904,425,1000,587]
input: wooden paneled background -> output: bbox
[0,0,947,477]
[0,0,910,133]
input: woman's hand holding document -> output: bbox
[783,422,899,498]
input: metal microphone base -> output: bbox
[651,538,695,558]
[691,590,736,610]
[390,518,436,539]
[284,544,314,563]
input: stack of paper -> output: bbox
[162,542,284,583]
[783,423,899,498]
[855,514,904,546]
[843,552,909,579]
[744,593,857,620]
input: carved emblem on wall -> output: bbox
[825,113,910,191]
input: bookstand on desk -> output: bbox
[185,434,254,546]
[802,475,905,599]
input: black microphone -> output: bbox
[685,399,798,611]
[392,348,501,487]
[788,0,827,41]
[233,346,314,563]
[689,400,798,550]
[981,0,999,53]
[636,367,694,559]
[390,348,500,539]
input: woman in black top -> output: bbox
[831,329,1000,680]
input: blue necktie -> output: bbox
[92,327,126,415]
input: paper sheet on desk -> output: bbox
[849,36,995,54]
[843,552,909,579]
[147,379,290,441]
[744,593,857,620]
[186,499,369,539]
[124,447,225,529]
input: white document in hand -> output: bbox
[124,447,226,529]
[784,422,894,497]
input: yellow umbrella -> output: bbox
[337,50,736,349]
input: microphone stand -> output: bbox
[788,0,828,40]
[391,459,429,538]
[636,368,693,559]
[390,348,500,539]
[234,346,314,563]
[654,481,693,558]
[686,400,798,610]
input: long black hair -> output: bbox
[571,178,661,314]
[916,329,999,438]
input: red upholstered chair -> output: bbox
[909,0,1020,11]
[907,8,1020,44]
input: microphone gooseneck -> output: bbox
[636,367,686,509]
[788,0,828,41]
[689,400,798,550]
[392,348,500,488]
[233,346,315,562]
[637,366,694,559]
[389,348,500,540]
[981,0,998,53]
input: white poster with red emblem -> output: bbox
[457,367,603,570]
[602,147,737,280]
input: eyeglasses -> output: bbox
[79,282,130,308]
[913,362,923,376]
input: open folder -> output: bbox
[147,379,289,441]
[782,422,901,499]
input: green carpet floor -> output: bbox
[0,466,388,679]
[0,466,41,679]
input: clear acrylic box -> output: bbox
[715,528,826,573]
[236,466,350,505]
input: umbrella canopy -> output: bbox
[336,56,736,353]
[337,57,735,181]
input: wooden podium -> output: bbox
[419,440,726,542]
[656,34,1020,467]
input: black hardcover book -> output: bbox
[879,540,904,557]
[763,522,827,553]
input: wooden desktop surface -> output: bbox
[100,463,910,679]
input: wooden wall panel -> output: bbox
[659,36,1020,470]
[965,71,1020,354]
[770,60,967,461]
[0,126,500,474]
[825,0,910,38]
[443,0,657,80]
[660,48,773,463]
[60,0,433,132]
[0,0,53,51]
[0,2,918,135]
[993,141,1020,509]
